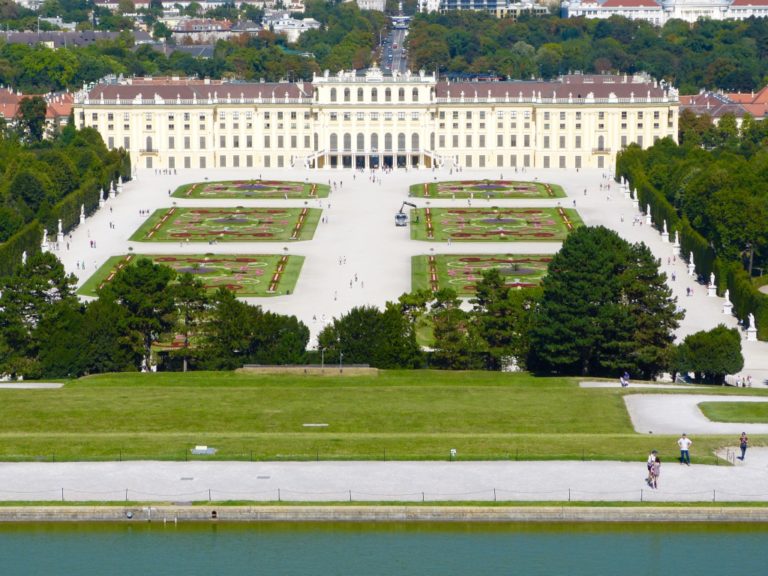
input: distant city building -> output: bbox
[563,0,768,24]
[419,0,549,17]
[264,12,321,42]
[680,87,768,124]
[172,19,235,43]
[0,88,73,136]
[94,0,151,11]
[354,0,387,10]
[74,69,678,172]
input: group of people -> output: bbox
[645,432,749,488]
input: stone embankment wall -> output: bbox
[2,506,768,523]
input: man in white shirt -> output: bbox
[678,433,692,465]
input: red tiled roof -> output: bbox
[730,0,768,6]
[436,75,668,99]
[88,82,312,101]
[601,0,660,7]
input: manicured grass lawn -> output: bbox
[0,371,757,463]
[173,179,330,199]
[129,207,320,242]
[698,402,768,423]
[412,254,551,295]
[409,180,566,199]
[410,207,582,242]
[77,254,304,297]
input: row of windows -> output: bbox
[329,111,421,121]
[328,87,422,103]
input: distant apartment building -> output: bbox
[419,0,549,17]
[264,12,321,42]
[563,0,768,24]
[680,87,768,125]
[355,0,387,10]
[73,69,678,172]
[0,88,74,136]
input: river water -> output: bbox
[1,522,765,575]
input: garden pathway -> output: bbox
[52,165,767,381]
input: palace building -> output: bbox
[73,68,679,172]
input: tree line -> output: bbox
[5,7,768,92]
[407,13,768,93]
[1,227,742,383]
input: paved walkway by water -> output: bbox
[2,454,768,503]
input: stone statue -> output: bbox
[42,229,48,245]
[674,231,679,245]
[690,252,695,267]
[101,188,106,201]
[21,250,26,265]
[663,221,668,234]
[57,219,62,235]
[710,273,715,286]
[80,204,85,218]
[749,313,756,330]
[725,289,730,302]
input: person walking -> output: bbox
[739,432,749,461]
[646,450,658,485]
[678,433,692,465]
[651,456,661,489]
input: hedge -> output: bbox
[617,149,768,340]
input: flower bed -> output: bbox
[412,254,552,295]
[78,254,304,297]
[410,207,582,242]
[409,180,565,199]
[130,207,321,242]
[173,179,330,199]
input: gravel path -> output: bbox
[1,456,768,503]
[624,394,768,434]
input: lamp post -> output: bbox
[339,351,344,373]
[320,347,325,370]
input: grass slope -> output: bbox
[698,402,768,423]
[0,371,760,463]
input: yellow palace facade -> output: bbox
[74,68,678,172]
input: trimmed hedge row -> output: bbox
[617,148,768,340]
[0,149,130,276]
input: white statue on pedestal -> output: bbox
[57,219,62,235]
[80,204,86,225]
[688,252,696,277]
[707,272,716,297]
[723,289,733,315]
[21,250,26,265]
[747,313,758,341]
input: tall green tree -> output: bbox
[16,96,48,143]
[0,252,78,377]
[673,325,743,384]
[528,226,681,377]
[99,258,176,371]
[171,272,208,372]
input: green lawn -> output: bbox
[77,254,304,297]
[129,207,320,242]
[698,402,768,423]
[0,371,759,463]
[173,179,330,199]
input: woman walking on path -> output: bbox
[651,457,661,489]
[739,432,749,461]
